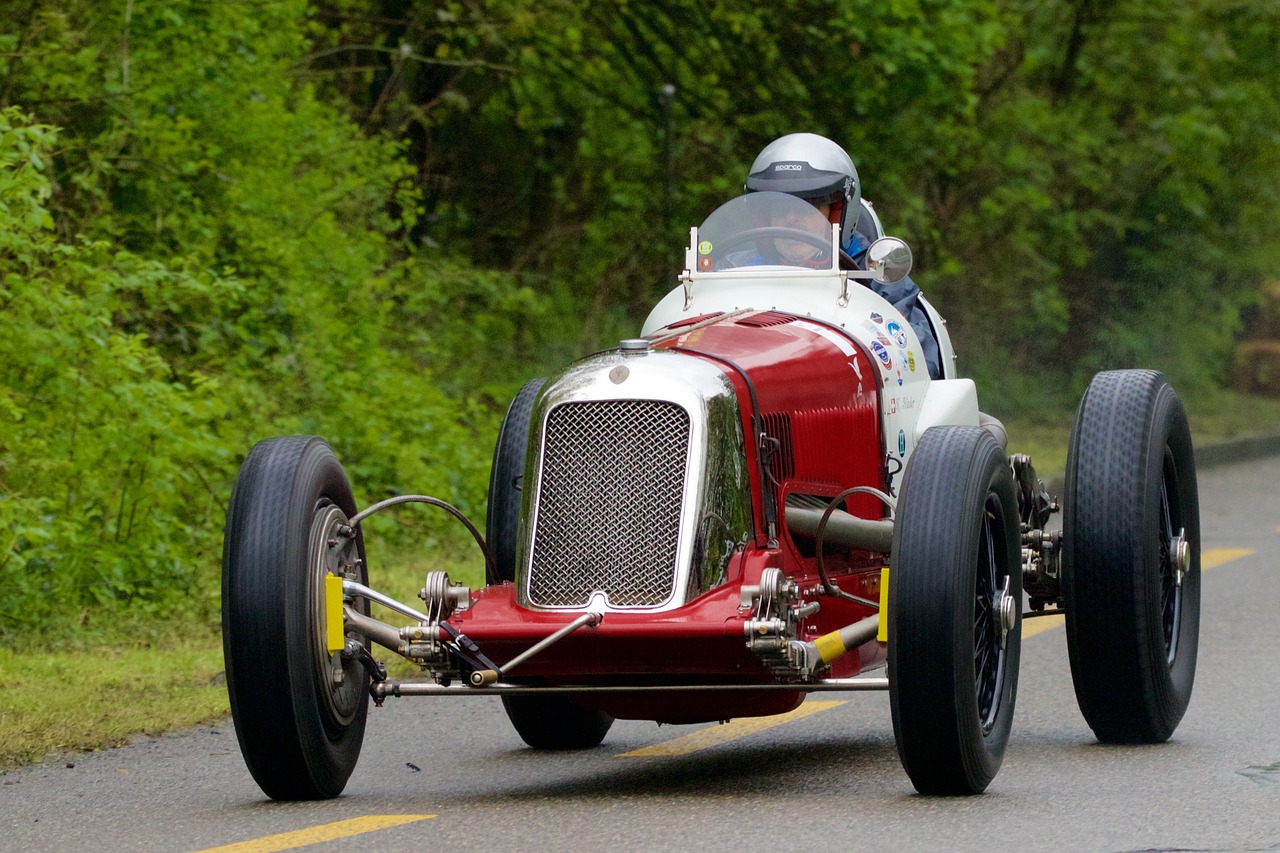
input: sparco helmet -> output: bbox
[745,133,861,249]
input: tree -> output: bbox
[0,2,545,638]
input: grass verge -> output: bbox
[0,639,228,771]
[0,546,483,772]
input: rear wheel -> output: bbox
[222,437,369,800]
[502,695,614,750]
[486,378,545,582]
[1063,370,1200,743]
[889,427,1021,795]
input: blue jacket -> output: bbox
[846,232,942,381]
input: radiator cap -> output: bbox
[619,338,650,355]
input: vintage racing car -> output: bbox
[222,191,1201,799]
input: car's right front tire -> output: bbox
[889,426,1021,795]
[222,436,370,800]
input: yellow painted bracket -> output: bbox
[325,573,345,653]
[877,567,889,643]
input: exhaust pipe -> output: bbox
[810,614,881,666]
[786,505,894,553]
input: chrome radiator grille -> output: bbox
[528,399,690,608]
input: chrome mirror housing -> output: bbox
[867,237,913,284]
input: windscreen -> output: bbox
[693,192,838,273]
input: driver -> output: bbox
[768,200,835,267]
[745,133,943,381]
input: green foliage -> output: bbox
[934,0,1280,402]
[0,639,228,768]
[0,4,549,641]
[0,107,227,631]
[311,0,1280,405]
[309,0,1012,324]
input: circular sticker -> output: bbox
[698,256,713,271]
[698,240,713,254]
[887,321,908,348]
[870,340,892,369]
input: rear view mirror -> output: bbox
[867,237,913,284]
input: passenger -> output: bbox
[744,133,942,381]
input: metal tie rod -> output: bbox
[469,611,603,685]
[343,579,431,624]
[374,677,890,699]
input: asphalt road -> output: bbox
[3,455,1279,853]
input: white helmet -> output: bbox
[745,133,861,248]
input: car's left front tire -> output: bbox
[487,378,545,583]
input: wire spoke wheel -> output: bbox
[1063,370,1200,744]
[1157,448,1184,663]
[973,503,1007,734]
[308,503,365,729]
[223,437,371,800]
[890,426,1021,795]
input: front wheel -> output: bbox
[889,427,1021,795]
[222,436,370,800]
[1062,370,1200,743]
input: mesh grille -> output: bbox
[529,399,690,608]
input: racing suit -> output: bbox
[846,231,942,381]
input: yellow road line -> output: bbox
[1203,547,1254,569]
[1023,613,1065,638]
[618,700,845,757]
[194,815,436,853]
[1022,546,1253,639]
